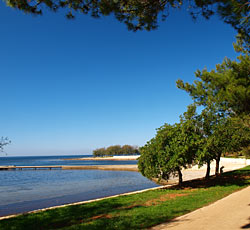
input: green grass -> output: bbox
[1,166,250,230]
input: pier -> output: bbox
[0,166,62,170]
[0,165,138,171]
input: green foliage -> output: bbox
[176,45,250,117]
[106,145,122,156]
[3,0,250,34]
[234,33,250,54]
[240,145,250,158]
[196,108,232,164]
[1,166,249,230]
[201,110,249,172]
[176,43,250,175]
[121,144,139,155]
[138,105,202,184]
[93,147,106,157]
[92,145,139,157]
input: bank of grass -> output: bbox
[1,166,250,230]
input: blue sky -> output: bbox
[0,2,238,156]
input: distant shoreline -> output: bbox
[64,155,140,161]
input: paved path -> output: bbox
[152,186,250,230]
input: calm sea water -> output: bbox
[0,155,158,216]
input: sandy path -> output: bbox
[151,186,250,230]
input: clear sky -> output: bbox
[0,2,238,156]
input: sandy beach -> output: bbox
[64,155,140,161]
[62,157,250,181]
[65,157,250,182]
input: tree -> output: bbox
[138,105,202,185]
[234,33,250,54]
[138,124,181,184]
[176,44,250,117]
[121,145,139,155]
[176,44,250,176]
[92,144,140,156]
[93,147,106,157]
[198,108,250,177]
[3,0,250,34]
[194,107,219,178]
[105,145,122,156]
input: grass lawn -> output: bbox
[1,166,250,230]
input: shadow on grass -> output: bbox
[0,198,126,230]
[0,205,185,230]
[63,208,192,230]
[169,169,250,190]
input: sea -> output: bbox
[0,155,159,217]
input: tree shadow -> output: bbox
[241,217,250,229]
[241,223,250,229]
[0,198,127,230]
[168,169,250,190]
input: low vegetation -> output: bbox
[93,145,139,157]
[1,166,250,230]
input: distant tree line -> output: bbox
[93,145,140,157]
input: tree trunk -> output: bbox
[205,161,210,179]
[215,155,221,176]
[177,168,183,186]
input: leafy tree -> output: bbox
[177,44,250,175]
[194,107,219,178]
[176,44,250,117]
[138,124,180,184]
[240,145,250,158]
[92,144,139,156]
[198,108,249,177]
[105,145,121,156]
[234,33,250,54]
[3,0,250,34]
[138,105,202,185]
[121,145,139,155]
[93,147,106,157]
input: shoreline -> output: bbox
[0,184,167,221]
[64,155,140,161]
[1,161,248,220]
[1,157,248,220]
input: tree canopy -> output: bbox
[139,41,250,184]
[138,105,202,185]
[4,0,250,35]
[176,42,250,176]
[138,103,250,184]
[176,45,250,117]
[196,107,250,177]
[93,144,139,156]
